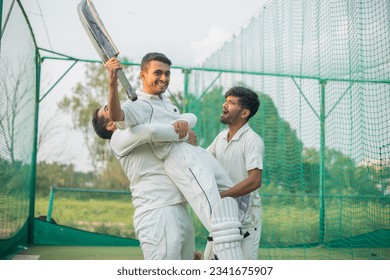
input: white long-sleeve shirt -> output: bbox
[110,111,196,215]
[115,90,196,159]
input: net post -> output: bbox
[46,186,56,222]
[182,68,191,113]
[319,79,327,246]
[27,49,42,244]
[0,0,2,51]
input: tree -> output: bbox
[190,84,304,192]
[191,84,382,197]
[302,148,321,194]
[0,60,34,165]
[35,161,96,195]
[191,85,225,146]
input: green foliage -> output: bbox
[35,160,129,194]
[191,86,226,147]
[0,159,31,238]
[0,158,15,188]
[302,148,321,194]
[191,85,385,198]
[255,93,304,192]
[193,87,305,192]
[0,159,31,193]
[35,161,94,195]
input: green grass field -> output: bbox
[34,195,389,244]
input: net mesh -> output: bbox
[1,0,389,260]
[0,0,36,258]
[189,0,390,257]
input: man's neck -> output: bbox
[142,89,163,99]
[227,122,246,142]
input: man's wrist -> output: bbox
[109,77,118,86]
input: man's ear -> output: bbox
[241,109,250,119]
[106,121,115,131]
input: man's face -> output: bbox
[220,96,243,124]
[97,104,115,131]
[140,60,171,95]
[98,104,110,122]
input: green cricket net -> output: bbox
[0,0,37,258]
[1,0,389,260]
[188,0,390,258]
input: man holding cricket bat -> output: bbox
[93,53,245,260]
[79,0,243,260]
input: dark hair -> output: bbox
[92,108,113,140]
[140,52,172,71]
[225,86,260,121]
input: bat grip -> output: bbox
[117,69,137,101]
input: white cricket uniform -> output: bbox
[115,90,224,232]
[110,127,195,260]
[208,123,264,259]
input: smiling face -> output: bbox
[140,60,171,96]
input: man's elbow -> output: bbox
[252,177,262,191]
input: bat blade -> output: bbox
[78,0,137,101]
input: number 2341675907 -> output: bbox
[209,266,273,276]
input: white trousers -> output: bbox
[134,203,195,260]
[241,223,262,260]
[164,143,233,232]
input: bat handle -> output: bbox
[117,69,137,101]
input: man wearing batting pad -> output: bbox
[93,53,244,259]
[207,86,264,260]
[93,112,196,260]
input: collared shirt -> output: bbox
[207,123,264,228]
[116,90,182,129]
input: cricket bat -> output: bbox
[77,0,137,101]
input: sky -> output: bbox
[23,0,268,66]
[18,0,268,171]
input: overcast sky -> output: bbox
[23,0,268,66]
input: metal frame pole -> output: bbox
[182,68,191,113]
[28,49,41,243]
[0,0,3,32]
[319,80,327,245]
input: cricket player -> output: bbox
[93,53,244,259]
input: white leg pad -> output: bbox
[211,197,244,259]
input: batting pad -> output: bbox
[210,197,244,259]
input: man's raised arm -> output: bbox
[105,57,125,122]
